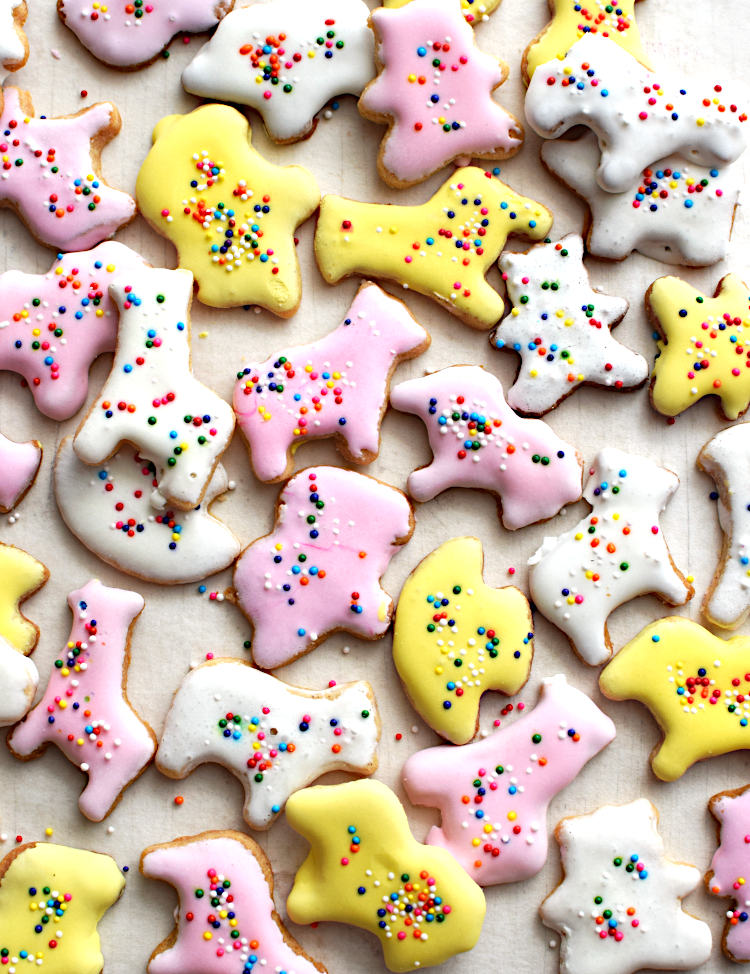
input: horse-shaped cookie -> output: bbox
[707,783,750,963]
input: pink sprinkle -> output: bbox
[639,111,648,119]
[508,567,515,575]
[341,857,349,866]
[631,919,639,927]
[205,652,214,660]
[521,276,529,284]
[651,526,659,534]
[574,594,584,604]
[453,281,461,289]
[397,932,407,940]
[263,91,272,100]
[328,680,336,687]
[404,256,412,263]
[161,209,170,217]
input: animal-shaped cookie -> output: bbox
[647,273,750,420]
[157,659,380,828]
[314,167,553,329]
[286,778,486,972]
[390,365,583,529]
[358,0,522,187]
[383,0,500,26]
[541,799,712,974]
[182,0,374,144]
[526,34,749,193]
[707,784,750,963]
[0,841,125,974]
[73,266,235,512]
[136,103,319,313]
[403,674,616,885]
[492,234,648,414]
[0,541,48,654]
[233,282,429,482]
[0,0,28,71]
[599,615,750,781]
[9,579,157,821]
[233,465,414,669]
[0,87,135,251]
[529,448,693,666]
[393,536,534,743]
[0,431,41,513]
[141,831,327,974]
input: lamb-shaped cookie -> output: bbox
[9,579,157,821]
[390,365,583,529]
[0,0,28,71]
[0,541,47,725]
[73,266,235,512]
[0,431,41,513]
[157,659,380,829]
[707,784,750,963]
[529,448,693,666]
[233,282,429,482]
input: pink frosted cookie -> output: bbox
[390,364,583,530]
[0,431,41,513]
[358,0,522,187]
[403,674,615,886]
[707,784,750,963]
[9,578,157,821]
[233,282,429,482]
[233,465,414,669]
[0,0,28,71]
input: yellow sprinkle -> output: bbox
[203,932,213,941]
[32,327,40,336]
[305,364,313,373]
[106,263,115,272]
[471,837,481,847]
[55,267,64,276]
[696,118,705,126]
[511,307,520,316]
[59,700,67,710]
[612,513,619,520]
[555,309,564,318]
[389,226,398,234]
[564,317,574,327]
[407,73,416,82]
[275,543,283,551]
[574,532,583,541]
[507,811,517,821]
[333,372,341,380]
[529,369,538,378]
[45,828,53,837]
[483,824,492,834]
[567,595,576,605]
[434,666,443,674]
[198,331,208,339]
[76,738,84,746]
[687,574,695,583]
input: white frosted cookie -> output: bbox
[0,634,38,727]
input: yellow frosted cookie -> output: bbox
[0,541,47,654]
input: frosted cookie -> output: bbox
[314,167,553,330]
[647,273,750,420]
[233,465,414,669]
[0,634,37,726]
[9,579,157,821]
[599,615,750,781]
[0,541,48,655]
[358,0,522,188]
[390,365,583,529]
[383,0,500,26]
[492,234,648,415]
[136,104,319,313]
[58,0,233,69]
[403,674,615,885]
[0,841,125,974]
[393,536,534,744]
[0,87,135,251]
[286,778,486,972]
[526,34,749,193]
[182,0,374,144]
[0,431,41,513]
[707,784,750,963]
[233,282,429,483]
[157,659,380,829]
[541,132,741,266]
[55,437,240,585]
[73,267,235,512]
[0,0,28,71]
[529,448,693,667]
[541,799,712,974]
[141,830,326,974]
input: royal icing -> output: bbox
[492,234,648,415]
[0,432,41,513]
[286,778,486,972]
[157,659,380,829]
[0,0,27,69]
[599,615,750,781]
[9,579,156,821]
[358,0,522,187]
[707,784,750,963]
[529,448,692,666]
[0,634,37,727]
[648,272,750,420]
[314,167,553,329]
[182,0,374,144]
[233,281,429,483]
[72,267,235,512]
[136,104,319,313]
[0,541,48,654]
[393,536,533,744]
[390,365,583,530]
[541,799,712,974]
[403,674,616,886]
[141,831,325,974]
[233,465,413,669]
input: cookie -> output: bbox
[403,674,616,886]
[0,635,37,726]
[0,431,41,513]
[383,0,500,26]
[58,0,233,69]
[390,365,583,529]
[0,87,135,251]
[157,658,380,829]
[647,272,750,420]
[0,540,48,655]
[136,103,319,313]
[72,266,236,512]
[529,448,693,667]
[525,34,749,194]
[393,536,533,744]
[541,799,712,974]
[233,281,429,483]
[707,783,750,963]
[286,778,486,972]
[314,166,553,330]
[182,0,374,144]
[492,234,648,415]
[599,615,750,781]
[0,0,28,72]
[141,830,327,974]
[358,0,522,188]
[233,465,413,669]
[9,578,157,821]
